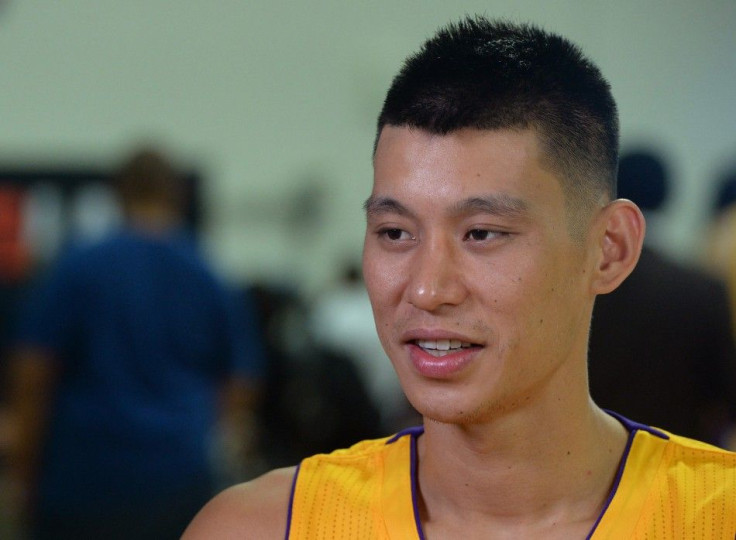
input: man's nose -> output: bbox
[406,237,467,312]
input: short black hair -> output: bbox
[377,17,619,228]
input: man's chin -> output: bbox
[408,397,489,426]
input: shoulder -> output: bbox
[644,430,736,494]
[295,434,407,474]
[662,429,733,453]
[665,432,736,465]
[626,431,736,531]
[182,466,296,539]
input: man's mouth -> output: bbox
[414,339,477,357]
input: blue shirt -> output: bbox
[15,228,263,512]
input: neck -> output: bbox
[126,204,181,235]
[417,399,627,535]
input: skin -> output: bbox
[183,126,645,538]
[365,127,597,426]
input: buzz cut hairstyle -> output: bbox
[376,16,619,230]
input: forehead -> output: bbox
[371,126,565,217]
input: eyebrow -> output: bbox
[363,194,529,219]
[450,195,529,218]
[363,196,414,218]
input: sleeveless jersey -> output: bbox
[286,416,736,539]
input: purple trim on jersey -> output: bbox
[584,422,635,538]
[585,410,668,538]
[409,429,427,540]
[604,409,669,440]
[386,425,425,444]
[385,426,427,539]
[284,463,301,540]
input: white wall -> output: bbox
[1,1,734,291]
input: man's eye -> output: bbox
[379,228,413,241]
[466,229,492,241]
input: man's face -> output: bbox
[363,126,598,424]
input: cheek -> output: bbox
[475,256,557,341]
[514,258,586,350]
[363,253,399,327]
[472,255,537,311]
[363,247,404,300]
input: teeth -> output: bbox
[426,349,452,357]
[416,339,473,351]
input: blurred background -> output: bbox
[0,1,734,284]
[0,1,735,538]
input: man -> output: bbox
[8,148,263,539]
[184,17,736,538]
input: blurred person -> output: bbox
[184,18,736,538]
[309,261,417,432]
[6,148,263,540]
[704,169,736,329]
[589,151,736,446]
[248,281,382,471]
[704,168,736,274]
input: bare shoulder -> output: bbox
[182,466,296,539]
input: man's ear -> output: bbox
[590,199,646,295]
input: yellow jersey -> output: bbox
[286,416,736,539]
